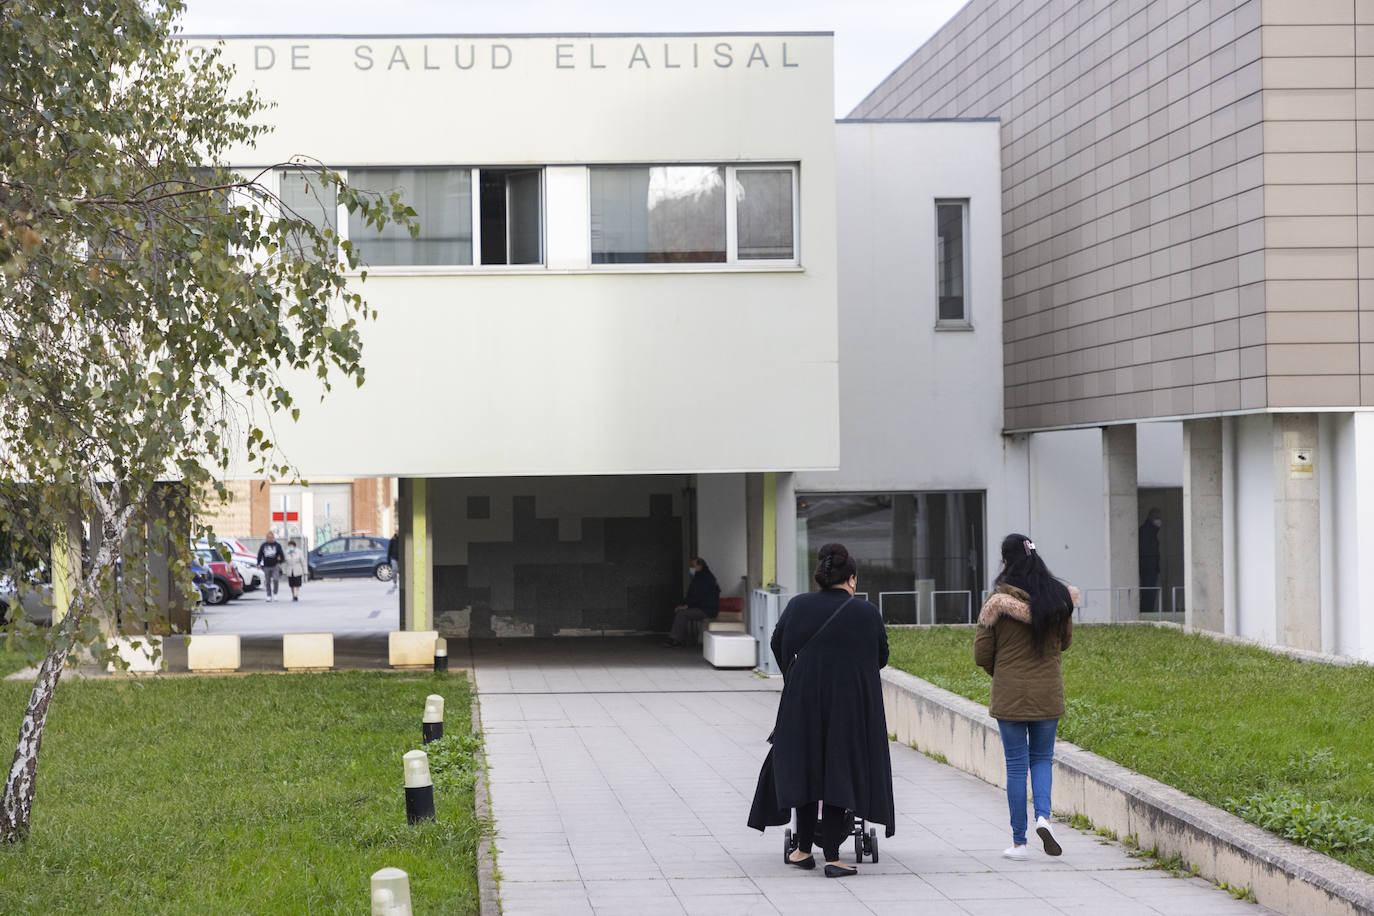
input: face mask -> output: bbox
[687,567,696,576]
[1152,519,1162,528]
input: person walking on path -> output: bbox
[283,539,308,602]
[749,542,895,878]
[387,530,399,595]
[664,556,720,647]
[975,533,1079,862]
[256,531,285,603]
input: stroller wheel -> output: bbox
[783,828,795,862]
[869,827,879,863]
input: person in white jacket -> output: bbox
[283,539,309,602]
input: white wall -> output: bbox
[695,473,747,597]
[1234,414,1277,643]
[1329,412,1374,661]
[1137,422,1183,488]
[205,35,838,479]
[797,120,1015,586]
[1027,428,1108,617]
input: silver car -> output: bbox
[0,575,53,626]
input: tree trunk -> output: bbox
[0,607,79,843]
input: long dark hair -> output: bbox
[813,542,857,589]
[994,533,1072,653]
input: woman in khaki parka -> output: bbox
[975,533,1078,862]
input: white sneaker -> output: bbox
[1036,816,1062,856]
[267,596,273,603]
[1002,844,1028,861]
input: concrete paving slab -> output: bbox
[473,637,1279,916]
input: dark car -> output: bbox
[307,536,393,581]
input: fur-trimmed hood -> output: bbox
[977,584,1080,627]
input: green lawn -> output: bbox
[887,624,1374,873]
[0,667,482,914]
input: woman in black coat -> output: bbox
[748,543,895,878]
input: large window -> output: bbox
[936,199,969,326]
[279,166,543,268]
[796,491,986,624]
[347,168,473,266]
[590,164,797,266]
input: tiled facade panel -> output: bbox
[1262,0,1367,408]
[856,0,1374,425]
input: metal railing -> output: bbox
[878,589,977,625]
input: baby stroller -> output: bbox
[783,810,879,864]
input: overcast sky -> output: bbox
[179,0,970,117]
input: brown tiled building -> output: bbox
[855,0,1374,660]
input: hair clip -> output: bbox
[1024,539,1035,555]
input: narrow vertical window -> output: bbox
[736,168,794,260]
[279,168,337,260]
[936,199,969,326]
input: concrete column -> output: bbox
[744,473,763,594]
[1102,424,1139,621]
[50,512,83,625]
[1183,419,1225,632]
[1273,413,1321,652]
[775,473,797,594]
[761,472,777,587]
[146,483,192,634]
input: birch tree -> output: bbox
[0,0,411,841]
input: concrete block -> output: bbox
[282,633,334,671]
[186,634,241,672]
[106,636,163,674]
[702,631,756,668]
[389,630,438,669]
[706,621,746,633]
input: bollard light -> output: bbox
[422,694,445,744]
[403,749,436,825]
[371,866,413,916]
[433,636,449,673]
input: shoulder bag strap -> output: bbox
[793,594,856,661]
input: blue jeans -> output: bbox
[997,718,1058,845]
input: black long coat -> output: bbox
[747,588,895,837]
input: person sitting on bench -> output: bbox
[665,556,720,647]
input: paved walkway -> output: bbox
[473,638,1276,916]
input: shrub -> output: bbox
[1227,792,1374,856]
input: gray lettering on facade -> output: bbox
[229,39,804,76]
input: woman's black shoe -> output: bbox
[824,863,857,878]
[787,853,815,870]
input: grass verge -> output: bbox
[887,624,1374,874]
[0,668,482,914]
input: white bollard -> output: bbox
[403,749,435,825]
[422,694,444,744]
[370,866,413,916]
[433,636,448,673]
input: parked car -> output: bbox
[307,535,392,581]
[196,538,262,591]
[193,549,244,604]
[190,558,220,606]
[0,574,53,626]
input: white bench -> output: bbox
[703,630,756,668]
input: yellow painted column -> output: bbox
[409,478,431,631]
[50,517,81,624]
[762,471,777,587]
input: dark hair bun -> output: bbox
[814,542,857,588]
